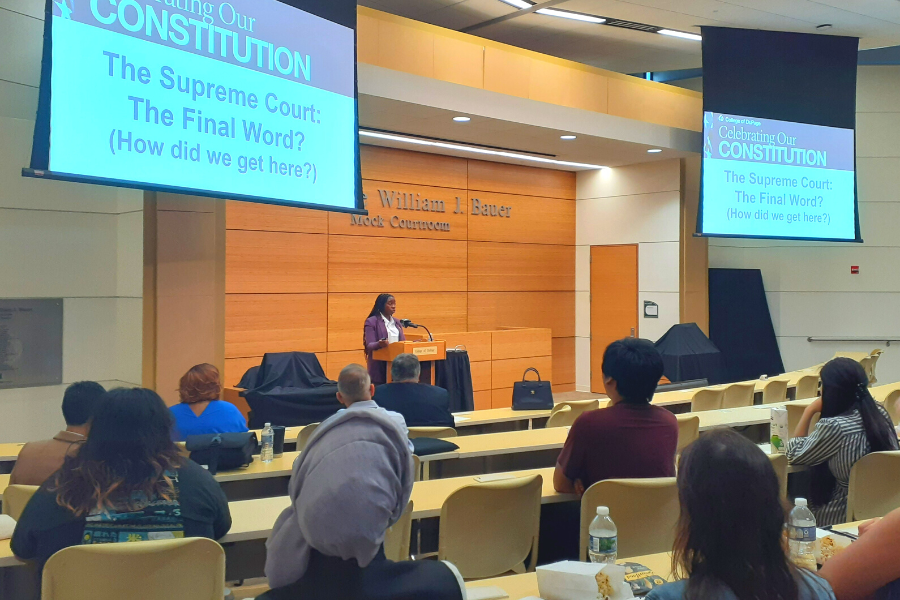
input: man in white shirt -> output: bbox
[336,363,414,451]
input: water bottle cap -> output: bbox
[795,498,808,507]
[265,423,272,428]
[596,506,609,516]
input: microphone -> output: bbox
[399,319,433,341]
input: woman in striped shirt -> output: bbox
[786,358,897,525]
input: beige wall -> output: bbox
[0,2,143,442]
[574,159,688,391]
[710,66,900,384]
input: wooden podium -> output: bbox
[373,340,446,384]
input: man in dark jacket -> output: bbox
[373,354,455,428]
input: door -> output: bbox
[590,245,639,393]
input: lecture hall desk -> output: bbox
[466,521,863,600]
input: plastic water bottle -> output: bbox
[788,498,817,570]
[588,506,618,564]
[261,423,274,464]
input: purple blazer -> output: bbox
[364,315,406,384]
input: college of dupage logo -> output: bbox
[53,0,74,19]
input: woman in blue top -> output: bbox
[170,363,248,441]
[647,429,834,600]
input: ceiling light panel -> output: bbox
[535,8,605,23]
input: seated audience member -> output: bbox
[263,375,463,600]
[12,388,231,570]
[647,429,834,600]
[10,381,105,486]
[820,508,900,600]
[169,363,248,441]
[374,354,454,428]
[786,357,897,526]
[334,364,413,449]
[553,337,677,494]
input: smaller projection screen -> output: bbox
[25,0,363,213]
[699,27,861,242]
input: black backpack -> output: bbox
[185,432,258,475]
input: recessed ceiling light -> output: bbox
[535,8,606,23]
[453,116,471,122]
[658,29,702,41]
[497,0,533,8]
[359,130,608,170]
[560,135,577,140]
[816,24,833,30]
[647,148,662,153]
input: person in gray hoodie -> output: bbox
[262,364,464,600]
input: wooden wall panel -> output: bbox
[468,243,575,291]
[325,350,367,381]
[328,292,468,352]
[607,77,703,132]
[434,35,484,89]
[434,331,492,362]
[473,390,492,411]
[491,388,513,409]
[225,294,327,358]
[328,236,468,292]
[226,230,327,294]
[225,200,327,233]
[468,159,575,199]
[360,146,467,189]
[483,46,530,99]
[468,292,575,338]
[469,360,492,391]
[328,180,467,240]
[224,356,261,388]
[467,192,576,245]
[552,337,576,385]
[492,356,553,390]
[492,329,552,360]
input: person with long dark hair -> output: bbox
[12,388,231,570]
[647,429,834,600]
[786,357,898,525]
[363,293,406,385]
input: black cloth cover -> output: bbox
[236,366,259,390]
[709,268,785,382]
[654,323,726,384]
[434,350,475,413]
[240,352,341,428]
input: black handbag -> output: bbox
[185,432,258,475]
[512,367,554,410]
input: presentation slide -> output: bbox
[701,111,856,241]
[43,0,358,210]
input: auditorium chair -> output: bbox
[846,451,900,521]
[545,405,574,428]
[549,399,600,423]
[439,474,542,579]
[296,422,320,451]
[408,427,457,439]
[384,501,414,562]
[675,414,700,455]
[580,478,678,560]
[2,485,38,521]
[690,388,724,412]
[794,374,820,400]
[787,403,820,437]
[882,388,900,425]
[41,538,225,600]
[722,382,756,408]
[760,379,788,404]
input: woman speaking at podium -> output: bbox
[364,293,406,385]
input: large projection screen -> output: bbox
[699,27,861,242]
[25,0,363,214]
